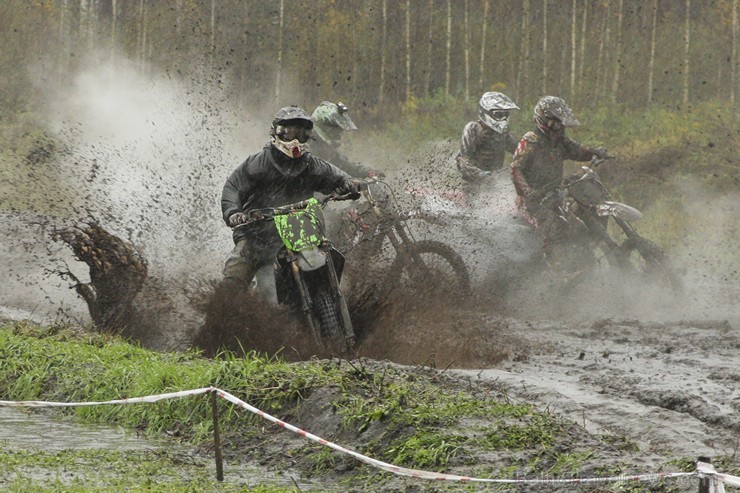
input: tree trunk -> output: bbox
[405,0,412,102]
[517,0,530,100]
[463,0,470,99]
[276,0,284,105]
[733,0,738,106]
[478,0,489,93]
[570,0,577,100]
[577,0,588,95]
[445,0,452,97]
[210,0,216,72]
[648,0,658,105]
[541,0,548,93]
[138,0,147,70]
[425,0,433,97]
[683,0,690,106]
[379,0,387,104]
[611,0,624,102]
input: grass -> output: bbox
[2,320,738,491]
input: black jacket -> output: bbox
[221,143,352,243]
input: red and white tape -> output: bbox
[2,387,736,487]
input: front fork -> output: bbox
[288,260,323,347]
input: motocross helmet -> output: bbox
[270,106,314,159]
[478,92,519,134]
[311,101,357,145]
[534,96,580,134]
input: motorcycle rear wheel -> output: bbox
[620,236,683,292]
[388,240,471,298]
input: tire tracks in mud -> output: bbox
[453,318,739,459]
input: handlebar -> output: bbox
[232,189,358,230]
[590,155,615,168]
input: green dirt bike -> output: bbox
[235,193,357,355]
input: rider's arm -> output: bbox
[307,156,356,194]
[510,136,534,198]
[456,122,485,181]
[562,137,598,162]
[221,158,253,225]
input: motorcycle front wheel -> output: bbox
[388,240,471,298]
[620,236,683,293]
[312,288,353,355]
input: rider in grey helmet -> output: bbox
[311,101,385,179]
[220,105,364,286]
[511,96,609,262]
[456,91,520,184]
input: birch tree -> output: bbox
[611,0,624,102]
[541,0,548,94]
[647,0,658,105]
[577,0,588,95]
[463,0,470,99]
[425,0,433,97]
[517,0,530,100]
[405,0,412,102]
[209,0,216,72]
[732,0,737,105]
[445,0,452,97]
[275,0,284,105]
[478,0,489,93]
[683,0,690,106]
[570,0,577,99]
[379,0,387,104]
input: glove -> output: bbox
[368,168,386,179]
[525,189,544,206]
[228,212,248,227]
[338,178,364,199]
[478,171,492,179]
[592,146,609,159]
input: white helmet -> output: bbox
[478,92,519,133]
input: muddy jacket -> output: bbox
[221,143,353,243]
[510,129,596,209]
[310,137,374,178]
[456,121,518,182]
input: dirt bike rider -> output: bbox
[311,101,385,179]
[510,95,609,262]
[311,101,386,253]
[221,106,364,287]
[456,92,520,192]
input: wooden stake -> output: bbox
[211,390,224,482]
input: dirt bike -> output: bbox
[339,179,471,298]
[550,155,682,291]
[234,193,357,355]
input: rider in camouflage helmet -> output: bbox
[456,91,520,185]
[511,96,608,261]
[311,101,384,179]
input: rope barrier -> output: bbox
[1,387,735,488]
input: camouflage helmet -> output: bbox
[478,92,519,134]
[534,96,580,133]
[311,101,357,144]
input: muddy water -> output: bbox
[0,407,165,450]
[0,406,325,490]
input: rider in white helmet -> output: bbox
[456,91,520,184]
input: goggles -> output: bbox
[276,125,312,143]
[488,110,510,121]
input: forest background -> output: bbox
[0,0,738,257]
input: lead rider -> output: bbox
[221,106,363,287]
